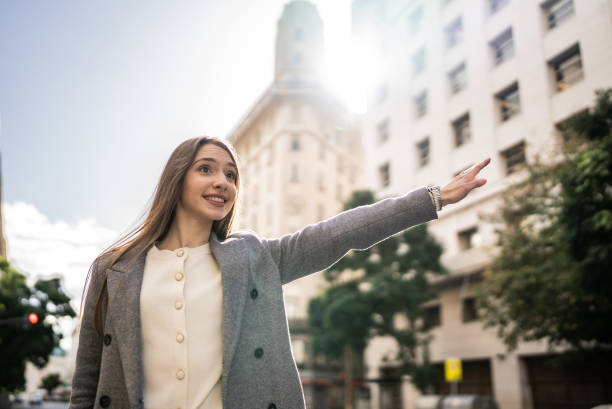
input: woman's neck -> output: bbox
[157,209,212,251]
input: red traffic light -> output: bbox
[28,313,39,325]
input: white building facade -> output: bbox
[353,0,612,408]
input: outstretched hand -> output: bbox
[440,157,491,206]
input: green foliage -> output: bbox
[0,258,76,392]
[39,373,63,395]
[477,89,612,351]
[308,191,447,393]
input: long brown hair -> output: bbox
[81,136,241,335]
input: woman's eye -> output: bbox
[226,172,237,181]
[198,165,210,174]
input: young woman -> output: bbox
[69,136,490,409]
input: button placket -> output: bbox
[172,249,188,409]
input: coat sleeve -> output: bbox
[263,187,438,285]
[69,258,107,409]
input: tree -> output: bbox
[39,373,63,396]
[0,257,76,392]
[308,190,447,404]
[476,89,612,351]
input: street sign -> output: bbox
[445,358,462,382]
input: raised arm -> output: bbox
[264,157,490,285]
[264,187,436,284]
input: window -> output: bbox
[408,6,424,34]
[423,305,441,328]
[448,62,467,94]
[489,0,510,14]
[377,118,390,143]
[495,82,520,121]
[549,43,583,92]
[290,133,300,150]
[379,162,390,188]
[319,141,326,160]
[377,82,388,104]
[501,141,526,174]
[290,164,299,182]
[458,226,478,250]
[462,298,479,323]
[318,173,324,192]
[336,184,342,201]
[490,28,514,65]
[452,113,471,147]
[293,53,302,65]
[542,0,574,29]
[414,91,428,117]
[416,138,430,167]
[412,48,426,76]
[444,17,463,49]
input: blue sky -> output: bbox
[0,0,351,316]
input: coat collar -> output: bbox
[105,232,249,406]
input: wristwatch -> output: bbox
[427,185,443,212]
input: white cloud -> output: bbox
[2,201,118,307]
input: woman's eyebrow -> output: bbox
[194,157,237,169]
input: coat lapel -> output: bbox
[210,233,249,403]
[103,234,249,406]
[105,245,148,407]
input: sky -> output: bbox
[0,0,356,342]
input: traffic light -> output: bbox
[28,313,39,325]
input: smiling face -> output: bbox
[177,143,238,224]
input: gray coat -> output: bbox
[69,187,437,409]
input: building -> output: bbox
[227,1,362,406]
[352,0,612,408]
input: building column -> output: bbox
[491,353,525,409]
[401,375,421,409]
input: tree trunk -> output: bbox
[344,345,354,409]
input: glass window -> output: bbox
[489,0,510,14]
[290,133,300,150]
[495,82,520,121]
[379,162,390,188]
[490,28,514,65]
[408,5,424,34]
[416,138,430,167]
[448,62,467,93]
[549,43,583,92]
[414,91,428,117]
[452,113,471,147]
[462,298,478,322]
[542,0,574,29]
[377,82,388,104]
[377,118,390,143]
[501,141,526,175]
[412,47,426,76]
[444,17,463,49]
[458,226,478,251]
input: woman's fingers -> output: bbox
[470,157,491,178]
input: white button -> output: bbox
[174,300,183,310]
[176,369,185,380]
[175,272,184,281]
[176,333,184,343]
[177,249,184,257]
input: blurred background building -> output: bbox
[352,0,612,408]
[227,1,362,406]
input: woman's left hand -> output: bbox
[440,157,491,206]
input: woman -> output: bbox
[69,136,490,409]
